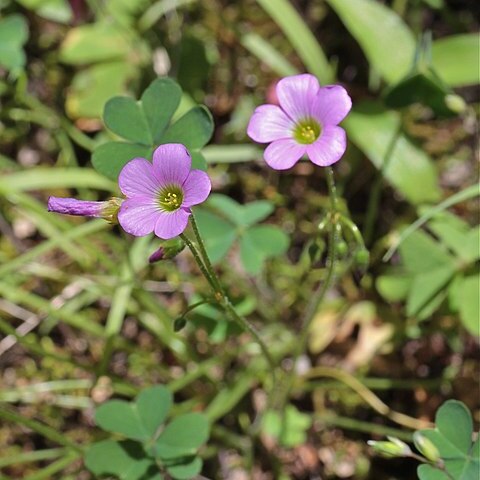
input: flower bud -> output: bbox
[413,432,440,462]
[354,249,370,268]
[445,94,466,114]
[336,240,348,257]
[173,317,187,332]
[368,437,411,457]
[149,238,186,263]
[47,196,123,224]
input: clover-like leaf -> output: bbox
[136,386,172,438]
[166,456,203,480]
[85,440,157,480]
[92,78,213,179]
[104,96,152,144]
[141,78,182,144]
[92,142,152,180]
[161,106,214,149]
[239,225,289,275]
[417,464,450,480]
[95,400,149,441]
[0,15,29,75]
[193,209,237,264]
[155,412,209,460]
[94,385,173,442]
[419,400,479,480]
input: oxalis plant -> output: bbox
[46,75,476,479]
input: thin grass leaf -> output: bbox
[0,168,117,193]
[241,32,299,76]
[256,0,333,84]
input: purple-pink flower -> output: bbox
[117,143,211,239]
[247,74,352,170]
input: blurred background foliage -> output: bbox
[0,0,478,478]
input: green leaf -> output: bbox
[384,71,456,117]
[376,273,412,302]
[59,22,130,65]
[465,226,480,263]
[104,97,152,144]
[190,151,207,171]
[166,457,202,480]
[426,211,470,259]
[141,77,182,144]
[239,225,289,274]
[204,195,244,225]
[92,142,152,180]
[95,400,148,441]
[16,0,72,23]
[155,413,209,460]
[241,32,299,77]
[136,386,173,438]
[193,209,237,263]
[419,400,478,480]
[0,14,28,74]
[256,0,333,84]
[399,230,454,273]
[238,201,275,227]
[457,275,480,336]
[161,106,214,149]
[327,0,415,84]
[65,61,136,119]
[344,102,440,205]
[262,405,312,447]
[84,440,155,480]
[417,464,450,480]
[432,34,480,87]
[406,265,455,316]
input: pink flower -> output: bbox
[117,144,211,239]
[247,74,352,170]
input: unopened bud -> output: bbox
[445,94,466,114]
[173,317,187,332]
[354,249,370,268]
[336,240,348,257]
[368,438,411,458]
[149,238,185,263]
[413,432,440,462]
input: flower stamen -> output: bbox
[293,118,321,145]
[158,186,184,212]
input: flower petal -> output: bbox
[311,85,352,126]
[118,197,160,236]
[264,139,306,170]
[48,197,105,217]
[154,209,191,239]
[247,105,294,143]
[182,170,211,207]
[152,143,191,186]
[119,158,158,198]
[276,74,320,121]
[306,126,347,167]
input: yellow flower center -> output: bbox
[158,186,183,212]
[293,118,321,144]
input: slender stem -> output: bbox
[363,121,402,245]
[184,215,277,381]
[190,214,224,294]
[277,167,340,409]
[179,233,218,292]
[300,366,433,430]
